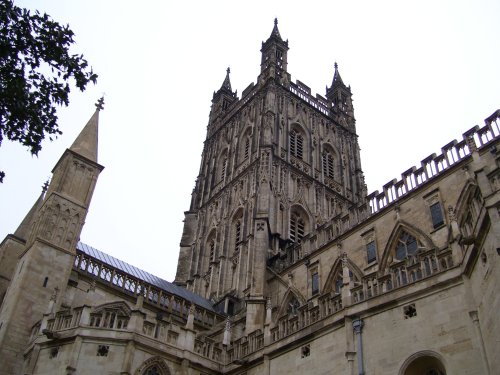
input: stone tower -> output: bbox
[0,104,104,374]
[175,20,367,332]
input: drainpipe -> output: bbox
[353,318,365,375]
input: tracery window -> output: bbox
[289,129,304,159]
[322,151,335,178]
[395,231,418,260]
[290,213,305,244]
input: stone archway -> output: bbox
[399,351,446,375]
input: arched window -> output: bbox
[395,231,418,260]
[290,213,305,244]
[322,151,335,178]
[209,239,216,262]
[287,296,300,316]
[218,150,228,182]
[234,219,242,252]
[289,129,304,159]
[220,157,227,181]
[244,137,250,160]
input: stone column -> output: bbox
[469,310,490,375]
[352,318,365,375]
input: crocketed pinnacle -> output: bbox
[13,183,46,239]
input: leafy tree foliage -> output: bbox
[0,0,98,182]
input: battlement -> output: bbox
[367,112,500,214]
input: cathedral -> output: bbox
[0,20,498,375]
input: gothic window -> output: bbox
[395,231,418,261]
[234,220,242,252]
[366,241,377,263]
[220,157,227,181]
[322,151,335,178]
[289,129,304,159]
[290,213,305,244]
[311,272,319,295]
[209,239,216,262]
[287,296,300,316]
[430,202,444,228]
[244,137,250,159]
[334,275,343,293]
[218,150,228,182]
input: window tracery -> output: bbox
[395,231,419,260]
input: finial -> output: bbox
[226,67,230,75]
[274,18,278,26]
[334,62,338,70]
[42,179,49,193]
[95,96,105,111]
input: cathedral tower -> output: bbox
[175,20,366,332]
[0,103,104,374]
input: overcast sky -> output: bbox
[1,0,499,282]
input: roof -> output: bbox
[76,242,216,312]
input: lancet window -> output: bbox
[234,220,242,252]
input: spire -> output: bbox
[331,62,345,88]
[69,97,104,163]
[220,67,232,92]
[13,181,48,239]
[270,18,283,41]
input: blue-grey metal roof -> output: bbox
[76,242,215,312]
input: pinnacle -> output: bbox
[69,103,100,163]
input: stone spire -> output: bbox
[220,67,232,92]
[69,97,104,162]
[331,62,345,88]
[13,181,48,240]
[269,17,283,41]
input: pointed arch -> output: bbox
[275,287,307,320]
[379,221,436,274]
[134,356,171,375]
[323,255,363,294]
[398,350,447,375]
